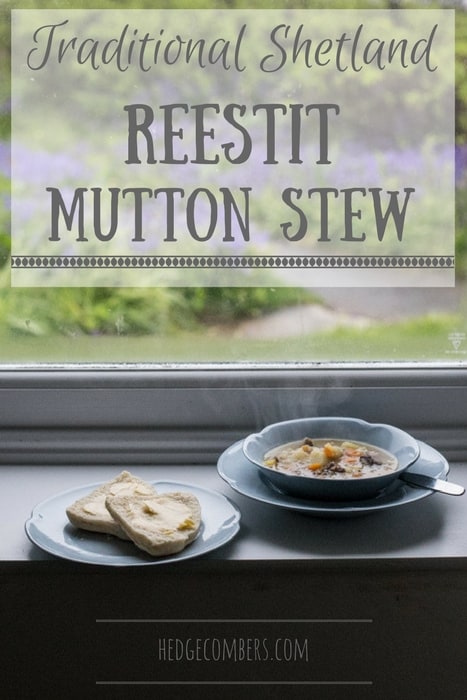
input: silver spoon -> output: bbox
[400,471,465,496]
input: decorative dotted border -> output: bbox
[11,255,455,269]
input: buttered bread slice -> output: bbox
[105,491,202,556]
[66,471,157,540]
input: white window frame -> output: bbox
[0,362,465,465]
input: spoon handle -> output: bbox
[400,471,465,496]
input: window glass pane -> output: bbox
[1,0,466,365]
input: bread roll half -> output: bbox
[66,471,157,540]
[105,491,202,556]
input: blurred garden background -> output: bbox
[1,0,466,364]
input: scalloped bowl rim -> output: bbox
[242,417,421,496]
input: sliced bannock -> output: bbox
[105,491,201,556]
[66,471,157,540]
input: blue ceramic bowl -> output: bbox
[242,416,420,501]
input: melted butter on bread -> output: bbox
[66,471,157,539]
[129,496,197,534]
[82,482,154,518]
[105,491,202,556]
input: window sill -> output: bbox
[5,457,467,699]
[2,460,467,566]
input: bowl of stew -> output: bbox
[242,416,420,501]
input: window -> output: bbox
[2,0,466,366]
[0,0,466,468]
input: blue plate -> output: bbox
[25,480,241,566]
[218,439,449,518]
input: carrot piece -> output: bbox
[308,463,323,471]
